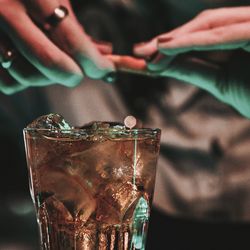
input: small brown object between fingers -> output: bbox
[107,55,158,77]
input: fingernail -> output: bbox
[134,42,146,49]
[146,52,163,64]
[92,38,112,47]
[103,72,117,83]
[157,36,173,44]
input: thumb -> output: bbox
[133,39,158,57]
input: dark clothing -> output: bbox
[147,208,250,250]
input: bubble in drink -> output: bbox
[23,114,161,250]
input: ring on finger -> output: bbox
[44,5,69,31]
[1,49,16,69]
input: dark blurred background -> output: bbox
[2,1,250,250]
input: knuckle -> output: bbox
[195,9,215,29]
[211,27,223,37]
[197,9,212,18]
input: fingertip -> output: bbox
[133,45,147,56]
[133,39,158,57]
[84,63,115,80]
[60,73,84,88]
[133,42,145,52]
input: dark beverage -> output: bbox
[23,114,161,250]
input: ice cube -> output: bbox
[79,121,125,131]
[38,165,96,222]
[78,121,126,141]
[27,113,72,130]
[96,182,139,224]
[68,140,135,196]
[67,142,114,196]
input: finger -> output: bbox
[107,55,157,77]
[26,0,115,79]
[8,52,53,87]
[133,38,158,57]
[93,42,113,55]
[0,34,52,87]
[0,67,27,95]
[157,7,250,42]
[158,22,250,55]
[90,38,113,55]
[107,55,147,73]
[107,55,147,71]
[0,33,51,86]
[147,53,176,72]
[0,1,83,87]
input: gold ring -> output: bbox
[1,49,15,69]
[44,5,69,30]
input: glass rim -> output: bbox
[23,127,161,136]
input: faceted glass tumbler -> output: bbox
[23,127,161,250]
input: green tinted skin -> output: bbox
[0,0,115,95]
[136,6,250,119]
[148,48,250,118]
[2,1,250,120]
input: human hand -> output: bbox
[135,6,250,56]
[0,0,115,94]
[127,7,250,118]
